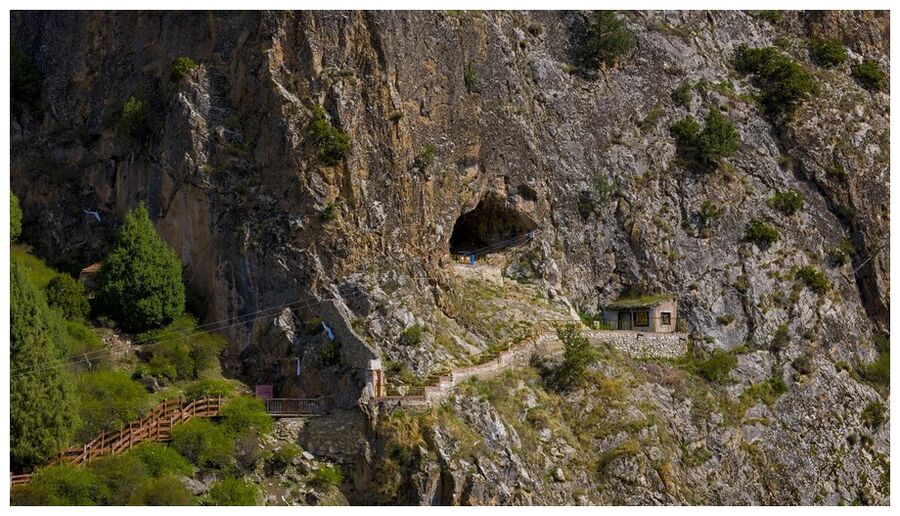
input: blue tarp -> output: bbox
[322,321,335,341]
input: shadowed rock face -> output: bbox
[10,10,889,505]
[449,194,537,255]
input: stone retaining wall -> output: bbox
[586,329,687,359]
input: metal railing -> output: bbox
[584,316,684,333]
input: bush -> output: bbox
[46,273,90,320]
[99,202,185,332]
[205,477,259,506]
[87,453,150,505]
[796,265,829,294]
[74,369,150,440]
[851,59,886,92]
[130,475,196,505]
[671,109,739,168]
[830,238,857,266]
[734,45,816,116]
[220,395,273,436]
[65,320,104,356]
[758,10,784,24]
[743,218,780,247]
[119,92,154,141]
[171,419,234,470]
[12,464,106,506]
[309,105,351,165]
[310,464,343,488]
[672,81,692,106]
[809,38,847,68]
[696,349,737,382]
[131,442,193,477]
[11,44,40,115]
[770,323,791,353]
[270,443,302,470]
[580,11,635,68]
[320,338,342,366]
[791,353,814,375]
[414,144,435,170]
[400,324,423,346]
[170,56,198,82]
[860,401,887,429]
[554,323,598,390]
[464,61,478,93]
[184,378,234,400]
[858,351,889,389]
[140,315,226,380]
[699,200,725,228]
[11,192,23,243]
[11,247,59,290]
[768,189,805,216]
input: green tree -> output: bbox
[580,11,635,68]
[74,369,150,441]
[205,477,259,506]
[851,59,886,92]
[87,453,150,505]
[99,203,185,332]
[10,464,106,506]
[10,265,77,470]
[129,475,196,505]
[171,419,235,470]
[130,442,193,477]
[809,38,847,68]
[220,395,273,436]
[734,45,816,116]
[170,56,198,82]
[309,105,351,165]
[46,274,90,320]
[554,323,598,390]
[11,191,23,243]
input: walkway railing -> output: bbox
[264,394,355,417]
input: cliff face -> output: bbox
[11,10,889,505]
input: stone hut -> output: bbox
[602,294,679,333]
[78,261,103,298]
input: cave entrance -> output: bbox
[449,195,537,257]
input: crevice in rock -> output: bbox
[448,193,537,256]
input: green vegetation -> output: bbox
[716,314,735,326]
[11,44,40,115]
[672,81,692,106]
[65,320,104,356]
[734,45,816,116]
[320,338,342,366]
[119,92,154,142]
[758,10,784,24]
[464,61,478,93]
[138,315,226,381]
[130,442,193,477]
[860,401,887,430]
[698,199,725,229]
[170,56,198,82]
[129,474,196,505]
[671,109,740,169]
[400,324,423,346]
[858,333,889,390]
[309,105,351,165]
[579,11,635,68]
[310,464,344,488]
[88,453,150,505]
[768,189,805,216]
[11,245,59,289]
[270,443,301,470]
[770,323,791,353]
[792,353,813,375]
[74,370,150,441]
[851,59,886,92]
[206,477,259,505]
[171,419,235,470]
[743,218,780,247]
[606,293,670,310]
[553,323,598,390]
[809,38,847,68]
[220,395,272,436]
[695,349,737,383]
[46,273,90,320]
[99,203,185,332]
[11,192,23,243]
[414,144,435,170]
[10,265,76,470]
[796,265,829,294]
[830,238,857,266]
[11,464,104,505]
[184,378,234,400]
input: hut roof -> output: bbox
[605,294,673,310]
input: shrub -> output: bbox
[858,351,889,389]
[554,323,598,390]
[74,369,150,440]
[119,92,154,141]
[414,144,435,170]
[696,349,737,382]
[220,395,273,436]
[140,316,225,380]
[716,314,735,325]
[171,419,234,470]
[400,324,423,346]
[270,443,302,470]
[11,247,59,290]
[734,45,816,116]
[809,38,847,68]
[758,10,784,24]
[671,110,739,168]
[87,453,150,505]
[206,477,259,506]
[310,464,343,488]
[309,105,351,165]
[46,273,90,320]
[99,203,185,332]
[580,11,635,68]
[698,200,725,228]
[170,56,198,82]
[796,265,829,294]
[131,442,193,477]
[184,378,234,400]
[860,401,887,429]
[770,323,791,353]
[11,464,106,506]
[830,238,857,266]
[320,338,342,366]
[791,353,814,375]
[11,265,76,470]
[464,61,478,93]
[147,340,193,381]
[65,320,104,356]
[129,475,196,505]
[672,81,692,106]
[11,192,23,243]
[743,218,780,247]
[11,44,40,115]
[768,189,805,216]
[851,59,886,92]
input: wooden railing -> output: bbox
[11,396,224,488]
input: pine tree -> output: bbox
[99,203,185,332]
[10,264,77,470]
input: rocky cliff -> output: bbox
[10,10,889,505]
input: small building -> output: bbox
[78,261,103,297]
[602,294,679,333]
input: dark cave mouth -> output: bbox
[449,196,537,256]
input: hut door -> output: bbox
[618,312,632,331]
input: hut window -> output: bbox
[634,311,649,326]
[661,312,671,325]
